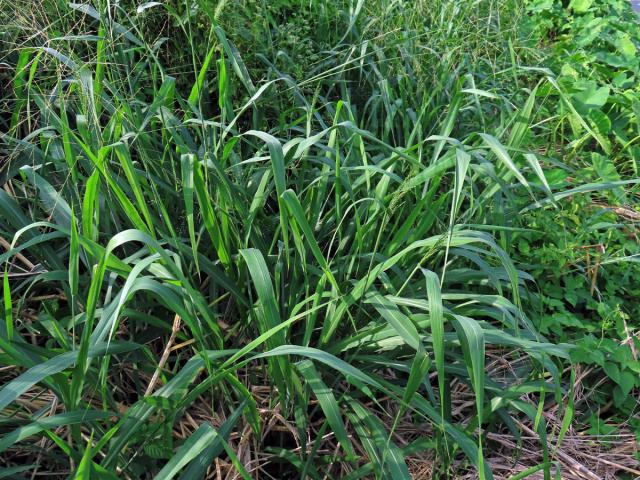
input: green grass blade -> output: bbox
[297,360,356,459]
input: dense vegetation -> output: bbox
[0,0,638,478]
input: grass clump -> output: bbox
[0,0,638,478]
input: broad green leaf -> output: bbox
[176,401,247,479]
[297,360,356,459]
[452,315,486,480]
[0,411,112,453]
[366,293,421,351]
[0,342,139,411]
[423,270,446,420]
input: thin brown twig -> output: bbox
[518,422,601,480]
[0,235,35,271]
[144,314,182,396]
